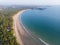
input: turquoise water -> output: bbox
[20,6,60,45]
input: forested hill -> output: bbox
[0,8,20,45]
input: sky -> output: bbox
[0,0,60,5]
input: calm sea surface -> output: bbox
[20,6,60,45]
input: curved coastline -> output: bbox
[20,10,49,45]
[13,9,49,45]
[13,10,25,45]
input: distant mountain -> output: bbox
[0,5,51,10]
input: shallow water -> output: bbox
[20,6,60,45]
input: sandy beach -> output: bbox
[13,10,47,45]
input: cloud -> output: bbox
[40,0,60,5]
[0,0,60,5]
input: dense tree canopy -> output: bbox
[0,8,20,45]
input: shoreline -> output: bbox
[13,9,49,45]
[13,10,25,45]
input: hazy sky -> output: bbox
[0,0,60,5]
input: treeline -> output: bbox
[0,8,20,45]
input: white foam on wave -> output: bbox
[39,38,50,45]
[20,9,50,45]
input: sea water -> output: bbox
[20,6,60,45]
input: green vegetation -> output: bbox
[0,8,20,45]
